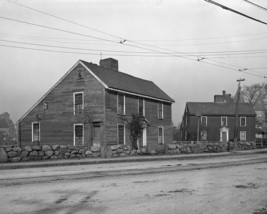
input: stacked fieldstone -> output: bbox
[0,144,100,162]
[107,144,157,157]
[167,141,256,154]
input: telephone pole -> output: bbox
[234,78,245,143]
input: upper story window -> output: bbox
[240,117,246,127]
[158,102,163,119]
[117,93,125,115]
[201,116,207,126]
[32,122,40,142]
[221,116,227,126]
[43,101,48,110]
[138,98,145,116]
[76,68,84,80]
[73,92,84,115]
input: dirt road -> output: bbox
[0,154,266,214]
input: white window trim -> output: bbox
[138,98,145,116]
[73,91,84,115]
[201,116,207,126]
[117,124,126,145]
[73,123,84,146]
[158,126,164,144]
[240,131,247,141]
[117,94,125,115]
[240,117,246,127]
[221,116,228,126]
[32,122,40,142]
[43,101,48,110]
[158,102,164,119]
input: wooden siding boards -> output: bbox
[19,63,106,148]
[181,102,256,142]
[18,59,174,154]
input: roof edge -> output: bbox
[107,87,175,103]
[17,60,83,124]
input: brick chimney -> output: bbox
[99,58,118,70]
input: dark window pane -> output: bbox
[118,125,124,144]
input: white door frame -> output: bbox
[220,127,229,142]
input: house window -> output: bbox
[76,68,84,79]
[240,117,246,127]
[32,122,40,142]
[240,131,246,141]
[201,116,207,126]
[158,126,164,144]
[117,124,125,144]
[117,94,125,115]
[185,130,187,140]
[221,117,227,126]
[158,102,163,119]
[200,130,207,141]
[43,101,48,110]
[73,92,84,115]
[138,98,145,116]
[74,124,84,146]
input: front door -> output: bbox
[221,131,227,142]
[92,124,101,147]
[220,127,229,142]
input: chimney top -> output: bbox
[99,58,118,71]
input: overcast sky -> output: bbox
[0,0,267,125]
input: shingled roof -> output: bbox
[81,60,174,103]
[186,102,256,116]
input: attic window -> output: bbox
[76,68,84,80]
[43,101,48,110]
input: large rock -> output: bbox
[42,145,52,151]
[10,157,22,162]
[12,146,22,153]
[91,146,100,152]
[85,150,92,156]
[140,147,147,154]
[21,151,29,158]
[5,146,12,152]
[168,144,177,150]
[150,150,157,155]
[29,150,39,157]
[45,150,54,157]
[92,152,100,157]
[0,147,8,162]
[7,151,18,158]
[52,145,59,151]
[79,148,86,154]
[38,151,45,157]
[24,146,32,152]
[110,145,121,151]
[32,145,41,151]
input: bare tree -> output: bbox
[241,83,267,107]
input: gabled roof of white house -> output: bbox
[80,60,174,103]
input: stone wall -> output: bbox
[106,144,157,158]
[0,144,101,162]
[167,141,256,154]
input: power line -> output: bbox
[0,10,265,78]
[243,0,267,12]
[204,0,267,25]
[5,0,125,41]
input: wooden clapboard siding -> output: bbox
[104,90,173,150]
[20,63,105,147]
